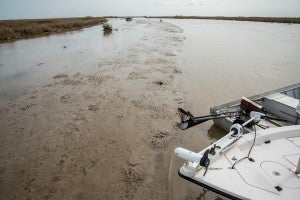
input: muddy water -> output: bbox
[165,19,300,200]
[167,19,300,112]
[0,18,300,200]
[0,19,185,200]
[0,19,145,104]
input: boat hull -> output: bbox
[211,83,300,132]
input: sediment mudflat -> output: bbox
[0,20,184,200]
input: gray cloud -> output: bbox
[0,0,299,19]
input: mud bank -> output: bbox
[0,17,106,43]
[0,20,185,199]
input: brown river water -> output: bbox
[165,19,300,200]
[0,19,144,104]
[0,18,299,200]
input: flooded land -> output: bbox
[0,18,300,200]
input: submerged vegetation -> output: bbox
[146,16,300,24]
[0,17,107,43]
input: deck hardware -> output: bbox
[272,171,280,176]
[275,186,282,192]
[264,140,271,144]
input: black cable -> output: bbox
[231,157,247,169]
[231,124,257,169]
[247,125,256,160]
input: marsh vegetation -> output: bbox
[125,17,133,22]
[102,23,113,35]
[0,17,106,43]
[146,16,300,24]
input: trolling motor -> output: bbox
[177,103,287,130]
[175,111,264,177]
[177,97,267,130]
[177,108,240,130]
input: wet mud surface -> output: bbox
[1,18,300,200]
[0,20,186,200]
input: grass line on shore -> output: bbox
[0,17,107,43]
[146,16,300,24]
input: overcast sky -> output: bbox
[1,0,300,19]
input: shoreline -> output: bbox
[1,16,299,44]
[0,17,107,43]
[145,16,300,24]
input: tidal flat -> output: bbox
[0,18,300,200]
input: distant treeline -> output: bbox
[0,17,106,43]
[146,16,300,24]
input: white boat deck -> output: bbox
[179,126,300,200]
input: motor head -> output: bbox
[230,123,243,136]
[250,111,265,123]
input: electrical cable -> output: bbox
[231,124,257,169]
[247,125,256,160]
